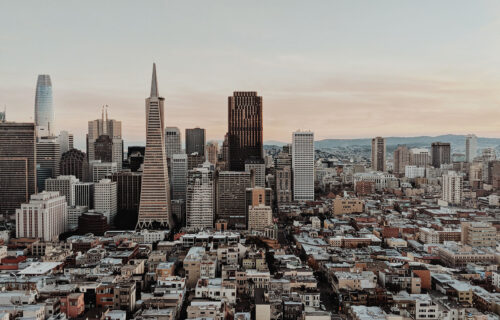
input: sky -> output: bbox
[2,0,500,149]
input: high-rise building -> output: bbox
[36,137,61,191]
[245,158,266,188]
[68,206,88,231]
[442,172,463,205]
[74,182,94,209]
[34,75,55,137]
[371,137,386,172]
[60,149,89,182]
[227,91,263,171]
[137,64,172,229]
[0,122,37,218]
[431,142,451,168]
[275,151,292,170]
[219,133,229,171]
[127,146,145,172]
[90,161,117,183]
[186,128,205,156]
[171,154,188,201]
[248,205,273,232]
[187,153,204,171]
[205,141,218,166]
[94,179,117,225]
[245,186,272,222]
[87,107,123,169]
[16,191,67,241]
[393,145,410,177]
[0,108,5,122]
[409,148,431,167]
[275,166,292,207]
[487,160,500,189]
[110,171,142,214]
[465,134,477,163]
[186,164,214,229]
[461,222,497,247]
[292,131,314,201]
[58,130,74,154]
[165,127,182,158]
[216,171,251,229]
[45,175,79,206]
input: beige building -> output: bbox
[332,196,364,215]
[248,204,273,232]
[371,137,386,172]
[461,222,497,247]
[184,246,206,288]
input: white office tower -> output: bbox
[87,107,123,169]
[465,134,477,163]
[16,191,67,241]
[74,182,94,209]
[94,179,117,225]
[442,172,463,206]
[45,175,79,206]
[58,130,74,154]
[90,161,117,182]
[165,127,182,158]
[292,131,314,201]
[248,204,273,232]
[171,154,188,201]
[68,206,88,230]
[186,163,214,229]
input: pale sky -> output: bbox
[2,0,500,149]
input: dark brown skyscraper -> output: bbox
[0,122,37,218]
[60,149,89,182]
[431,142,451,168]
[227,91,263,171]
[185,128,206,156]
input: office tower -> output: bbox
[205,141,218,165]
[0,122,37,218]
[74,182,94,209]
[186,128,206,156]
[245,186,272,221]
[431,142,451,168]
[371,137,386,172]
[34,75,55,137]
[186,164,215,229]
[16,191,67,241]
[275,151,292,170]
[60,149,89,182]
[137,64,172,229]
[216,171,251,229]
[68,206,88,231]
[219,133,229,171]
[487,161,500,189]
[36,137,61,191]
[58,130,74,154]
[171,199,186,227]
[227,91,263,171]
[187,153,204,170]
[94,179,117,225]
[171,154,188,201]
[245,158,266,187]
[87,107,123,169]
[127,146,145,172]
[165,127,182,158]
[248,205,273,232]
[442,172,463,205]
[45,175,79,206]
[275,166,292,207]
[292,131,314,201]
[481,148,496,162]
[409,148,431,167]
[78,212,109,236]
[283,144,292,155]
[91,161,117,182]
[110,171,142,213]
[465,134,478,163]
[393,145,410,177]
[461,222,497,247]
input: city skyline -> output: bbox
[3,1,500,148]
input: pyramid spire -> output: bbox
[150,63,159,98]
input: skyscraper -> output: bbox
[110,171,142,214]
[292,131,314,201]
[94,179,118,225]
[0,122,37,218]
[165,127,182,158]
[216,171,251,229]
[465,134,477,163]
[60,149,89,182]
[442,172,463,205]
[205,141,218,166]
[227,91,263,171]
[186,127,206,156]
[34,75,55,137]
[87,107,123,169]
[371,137,386,172]
[58,130,74,154]
[186,164,215,229]
[409,148,431,167]
[393,145,410,177]
[45,175,79,206]
[137,64,172,229]
[431,142,451,168]
[171,154,188,201]
[245,158,266,188]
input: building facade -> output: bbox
[165,126,182,159]
[186,127,206,156]
[34,74,55,137]
[371,137,386,172]
[60,149,89,182]
[94,179,118,225]
[431,142,451,168]
[216,171,251,229]
[186,164,214,229]
[292,131,314,201]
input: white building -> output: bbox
[67,206,88,230]
[94,179,117,224]
[405,165,426,179]
[442,172,463,205]
[165,126,182,158]
[353,172,399,191]
[292,131,314,201]
[90,161,117,183]
[58,130,74,154]
[248,204,273,232]
[465,134,477,163]
[74,182,94,209]
[45,175,79,206]
[171,153,188,201]
[410,148,431,167]
[16,191,67,241]
[245,159,266,188]
[186,164,214,229]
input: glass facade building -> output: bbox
[35,74,55,137]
